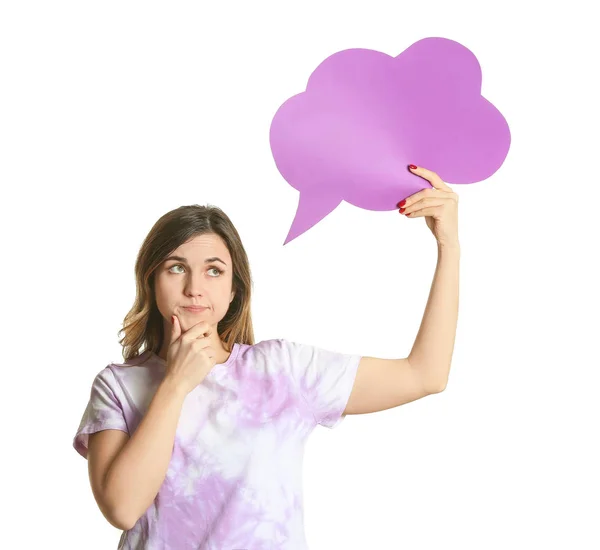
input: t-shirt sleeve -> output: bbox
[281,338,362,429]
[73,367,129,459]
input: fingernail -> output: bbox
[398,199,406,207]
[171,315,175,324]
[400,207,406,213]
[409,164,417,170]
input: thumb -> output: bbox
[169,314,181,346]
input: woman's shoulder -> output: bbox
[244,338,289,355]
[92,351,164,393]
[108,350,162,368]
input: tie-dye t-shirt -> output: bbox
[73,338,361,549]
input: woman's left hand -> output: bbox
[397,165,460,248]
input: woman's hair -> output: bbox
[117,204,255,362]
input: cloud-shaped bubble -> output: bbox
[269,37,511,245]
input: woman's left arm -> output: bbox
[343,165,460,414]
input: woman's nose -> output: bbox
[185,274,206,296]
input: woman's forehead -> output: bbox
[172,234,230,261]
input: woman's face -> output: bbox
[154,233,235,333]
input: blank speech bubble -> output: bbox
[269,37,511,245]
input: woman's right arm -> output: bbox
[87,378,187,530]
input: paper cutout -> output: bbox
[269,37,511,244]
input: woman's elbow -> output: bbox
[105,506,137,531]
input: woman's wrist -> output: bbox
[158,375,188,401]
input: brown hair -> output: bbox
[117,204,255,362]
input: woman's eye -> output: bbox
[168,264,222,276]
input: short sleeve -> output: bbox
[282,339,362,429]
[73,367,129,459]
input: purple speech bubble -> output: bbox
[269,37,511,245]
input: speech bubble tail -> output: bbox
[283,191,342,245]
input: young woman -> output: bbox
[73,165,460,549]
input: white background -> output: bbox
[1,1,599,548]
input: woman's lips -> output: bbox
[183,306,208,313]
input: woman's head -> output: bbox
[118,204,254,361]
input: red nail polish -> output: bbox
[409,164,417,170]
[400,207,406,213]
[399,199,406,207]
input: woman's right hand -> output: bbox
[164,315,217,395]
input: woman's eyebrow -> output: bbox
[164,255,227,266]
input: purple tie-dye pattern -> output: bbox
[74,339,361,549]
